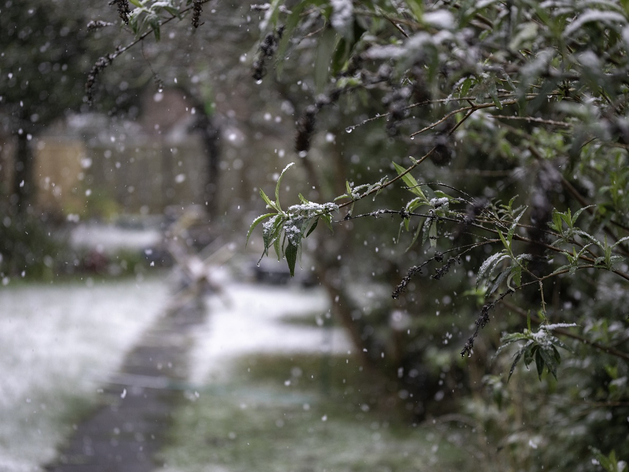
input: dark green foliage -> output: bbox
[0,211,63,279]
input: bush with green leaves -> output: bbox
[89,0,629,470]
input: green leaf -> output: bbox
[305,218,319,237]
[506,206,527,244]
[260,189,279,211]
[572,205,594,225]
[429,219,438,248]
[477,251,510,287]
[321,213,334,231]
[246,212,276,246]
[507,265,522,289]
[262,215,284,256]
[396,220,405,244]
[404,0,423,21]
[550,209,563,232]
[273,235,282,260]
[498,230,510,251]
[275,1,308,76]
[552,345,561,363]
[591,448,624,472]
[275,162,295,209]
[550,336,572,353]
[331,37,352,76]
[285,241,299,276]
[488,269,509,295]
[406,197,426,213]
[406,219,423,251]
[500,332,531,344]
[145,13,161,40]
[421,218,433,246]
[433,190,456,201]
[262,0,282,32]
[524,344,534,369]
[508,348,525,382]
[534,348,545,380]
[612,235,629,248]
[315,27,339,93]
[393,162,426,199]
[539,347,558,379]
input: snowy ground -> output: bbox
[189,282,351,385]
[69,222,163,254]
[0,277,169,472]
[157,281,472,472]
[0,271,350,472]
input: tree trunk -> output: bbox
[190,108,221,220]
[202,121,220,220]
[12,130,34,216]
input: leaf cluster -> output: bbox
[496,319,574,381]
[127,0,182,40]
[247,163,338,276]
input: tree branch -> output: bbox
[503,300,629,363]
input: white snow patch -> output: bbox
[423,10,455,30]
[0,278,168,471]
[189,284,352,384]
[331,0,353,35]
[541,323,578,331]
[564,10,626,37]
[70,223,162,254]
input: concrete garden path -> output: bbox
[45,300,206,472]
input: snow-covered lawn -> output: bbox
[0,277,168,472]
[0,273,473,472]
[189,283,351,384]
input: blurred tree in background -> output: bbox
[0,1,96,214]
[0,1,102,278]
[3,0,629,470]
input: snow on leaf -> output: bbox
[520,48,555,81]
[287,202,339,218]
[542,323,578,331]
[429,197,449,208]
[423,10,454,29]
[330,0,354,38]
[477,252,510,287]
[564,10,627,37]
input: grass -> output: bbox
[157,353,473,472]
[278,310,337,328]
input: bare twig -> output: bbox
[491,114,573,128]
[461,289,515,357]
[86,0,212,101]
[409,100,519,138]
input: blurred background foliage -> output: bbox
[1,0,628,471]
